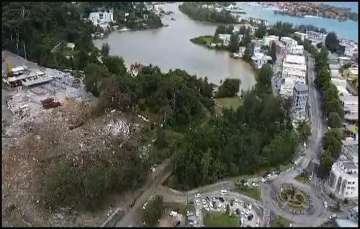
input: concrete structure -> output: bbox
[288,45,304,55]
[340,95,358,122]
[331,78,349,96]
[280,54,307,97]
[305,30,326,46]
[342,139,358,164]
[263,35,279,47]
[292,82,308,121]
[3,67,53,88]
[294,31,306,41]
[327,160,358,200]
[251,52,271,69]
[66,42,75,50]
[340,39,358,57]
[89,10,114,30]
[339,56,352,66]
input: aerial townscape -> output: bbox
[2,1,359,228]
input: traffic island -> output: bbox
[276,183,310,214]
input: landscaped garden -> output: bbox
[204,212,240,227]
[277,184,310,211]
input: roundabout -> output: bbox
[277,183,310,215]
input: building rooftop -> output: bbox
[294,82,308,92]
[335,218,358,228]
[342,161,357,170]
[284,55,306,65]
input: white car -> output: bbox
[324,201,328,208]
[221,189,227,194]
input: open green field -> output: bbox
[190,35,215,47]
[204,212,239,227]
[271,215,292,227]
[235,185,261,201]
[295,173,310,184]
[215,97,242,114]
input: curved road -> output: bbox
[113,52,329,227]
[260,52,329,227]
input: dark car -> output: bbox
[247,214,253,221]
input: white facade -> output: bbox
[89,10,114,30]
[340,95,358,122]
[338,56,352,66]
[327,160,358,199]
[288,45,304,55]
[280,54,307,98]
[280,36,297,50]
[251,52,271,69]
[263,35,279,47]
[292,82,308,121]
[340,39,358,57]
[218,34,231,47]
[305,30,327,44]
[331,78,349,96]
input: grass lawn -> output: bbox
[271,215,292,227]
[235,186,261,201]
[204,212,239,227]
[190,35,215,46]
[215,97,242,114]
[295,173,310,184]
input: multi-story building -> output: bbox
[340,95,358,122]
[292,82,308,121]
[305,30,327,46]
[280,54,307,97]
[218,34,231,47]
[89,10,114,30]
[327,160,358,200]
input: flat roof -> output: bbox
[284,55,305,65]
[22,77,53,87]
[336,219,358,228]
[294,82,308,92]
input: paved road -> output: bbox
[113,52,330,227]
[260,52,329,227]
[115,158,172,227]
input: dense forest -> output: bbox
[170,64,299,190]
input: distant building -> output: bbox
[305,30,326,46]
[294,31,306,41]
[339,56,352,66]
[339,39,358,57]
[327,160,358,199]
[340,95,358,122]
[280,54,307,98]
[218,34,231,47]
[263,35,279,47]
[292,82,308,121]
[331,78,349,96]
[89,10,114,30]
[251,52,272,69]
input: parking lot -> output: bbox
[186,190,263,227]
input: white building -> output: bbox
[339,56,352,66]
[288,45,304,55]
[89,10,114,30]
[340,95,358,122]
[331,78,349,96]
[340,39,358,57]
[327,160,358,200]
[292,82,308,121]
[218,34,231,47]
[280,36,297,51]
[305,30,327,45]
[263,35,279,47]
[251,52,271,69]
[294,31,306,41]
[280,54,307,98]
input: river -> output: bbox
[93,2,256,91]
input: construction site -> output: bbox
[1,51,150,227]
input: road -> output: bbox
[113,52,330,227]
[115,158,172,227]
[260,51,329,227]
